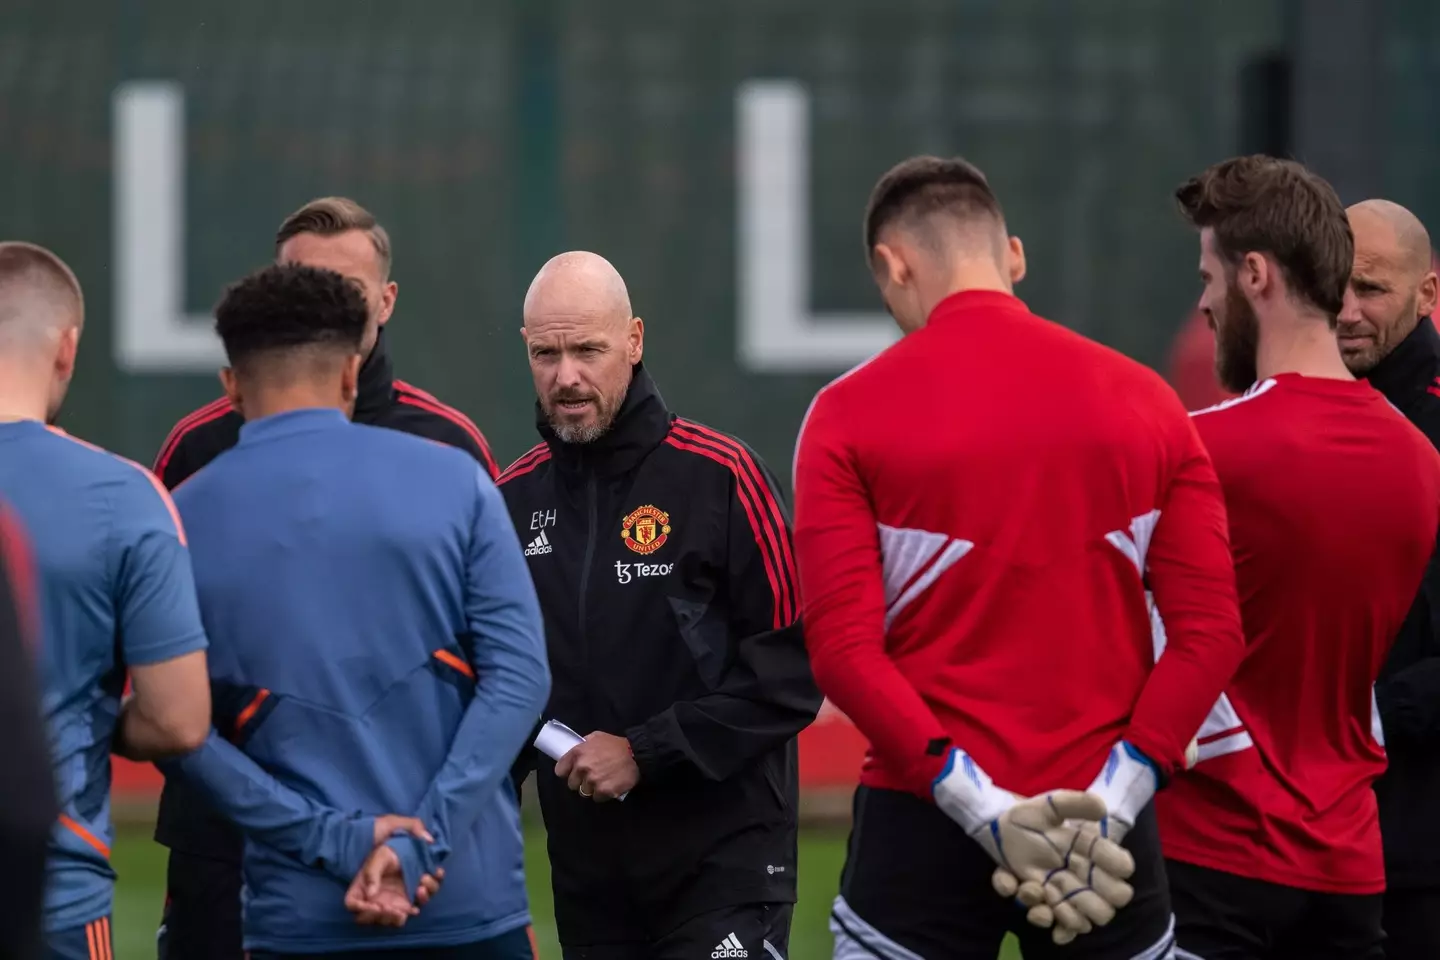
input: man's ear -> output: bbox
[378,281,398,327]
[341,353,363,406]
[54,325,80,382]
[1007,235,1027,286]
[629,317,644,365]
[218,368,242,416]
[872,242,909,289]
[1419,271,1439,320]
[1240,251,1271,298]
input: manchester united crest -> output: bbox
[621,504,672,555]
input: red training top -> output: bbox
[792,290,1247,799]
[1157,374,1440,894]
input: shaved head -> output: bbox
[1349,199,1431,274]
[523,251,633,329]
[0,242,85,423]
[0,242,84,345]
[522,251,643,444]
[1338,200,1439,373]
[863,156,1027,334]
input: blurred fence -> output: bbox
[0,0,1304,477]
[11,0,1440,807]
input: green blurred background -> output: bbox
[11,2,1440,956]
[0,0,1338,477]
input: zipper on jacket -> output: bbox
[577,475,598,697]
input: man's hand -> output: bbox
[343,845,444,927]
[554,731,640,802]
[341,814,442,926]
[372,814,432,848]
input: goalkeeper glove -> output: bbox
[931,747,1136,934]
[993,822,1137,945]
[1085,741,1160,847]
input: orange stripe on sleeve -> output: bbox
[85,920,98,960]
[234,689,271,735]
[102,917,113,960]
[433,649,476,679]
[58,813,111,859]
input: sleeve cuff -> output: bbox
[625,719,669,781]
[385,834,432,901]
[336,817,377,879]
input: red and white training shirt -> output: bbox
[792,290,1248,799]
[1156,374,1440,894]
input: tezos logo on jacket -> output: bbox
[621,504,671,555]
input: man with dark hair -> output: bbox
[500,251,821,960]
[0,240,214,960]
[792,155,1248,959]
[161,262,549,958]
[1337,200,1440,960]
[1155,157,1440,960]
[0,502,57,960]
[153,197,500,960]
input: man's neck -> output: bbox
[239,387,350,422]
[1256,310,1354,383]
[0,368,49,423]
[921,261,1013,321]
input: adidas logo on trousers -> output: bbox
[524,530,553,556]
[711,933,748,958]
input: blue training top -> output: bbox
[0,420,208,933]
[167,408,549,953]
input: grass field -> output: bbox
[109,819,1021,959]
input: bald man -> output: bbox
[1340,201,1440,960]
[498,252,821,960]
[0,242,212,960]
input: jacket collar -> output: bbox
[536,363,673,479]
[1367,317,1440,403]
[238,407,349,444]
[353,327,396,422]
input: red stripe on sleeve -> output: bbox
[394,385,498,478]
[498,444,551,485]
[671,420,798,625]
[664,427,796,629]
[153,398,233,478]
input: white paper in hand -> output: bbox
[534,720,628,800]
[534,720,585,760]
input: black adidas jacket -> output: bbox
[151,328,499,863]
[1368,318,1440,889]
[500,365,821,946]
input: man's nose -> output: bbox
[553,353,585,388]
[1337,287,1363,326]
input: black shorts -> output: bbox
[561,902,792,960]
[834,786,1176,960]
[1382,885,1440,960]
[247,924,538,960]
[157,849,243,960]
[1167,858,1383,960]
